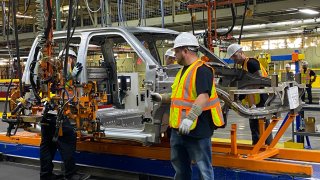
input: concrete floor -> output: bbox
[0,162,141,180]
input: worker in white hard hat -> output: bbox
[285,63,294,81]
[227,43,273,145]
[152,32,224,180]
[59,48,83,82]
[301,61,316,104]
[40,47,90,180]
[164,48,176,65]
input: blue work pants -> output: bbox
[170,129,214,180]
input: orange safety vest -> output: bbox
[242,58,268,107]
[169,59,224,130]
[301,68,311,85]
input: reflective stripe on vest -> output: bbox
[169,59,224,130]
[301,68,310,84]
[242,58,268,107]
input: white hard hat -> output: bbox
[302,61,308,66]
[227,44,242,58]
[165,48,175,58]
[59,48,77,58]
[285,63,290,68]
[173,32,199,49]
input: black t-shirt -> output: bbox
[246,58,261,74]
[303,69,316,77]
[180,64,214,138]
[303,68,316,85]
[239,58,261,100]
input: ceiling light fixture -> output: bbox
[299,9,319,15]
[16,14,33,19]
[61,5,82,11]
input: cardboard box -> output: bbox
[305,117,315,133]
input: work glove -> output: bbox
[178,104,203,135]
[71,62,83,78]
[179,118,194,135]
[150,92,162,102]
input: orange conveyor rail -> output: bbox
[0,112,319,176]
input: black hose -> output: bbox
[238,0,249,44]
[59,0,79,55]
[202,3,236,46]
[63,0,74,84]
[12,0,23,97]
[30,46,42,103]
[2,77,13,120]
[219,3,236,36]
[20,0,31,15]
[2,2,13,120]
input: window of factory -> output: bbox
[269,39,286,49]
[240,41,253,51]
[304,36,318,48]
[287,37,302,48]
[253,40,269,50]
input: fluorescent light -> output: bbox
[61,5,82,11]
[16,14,33,19]
[53,19,66,22]
[0,59,9,63]
[0,62,8,66]
[299,9,319,15]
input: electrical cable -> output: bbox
[20,0,31,15]
[63,0,75,84]
[59,0,79,67]
[83,0,95,26]
[219,3,236,36]
[2,0,26,134]
[12,0,23,97]
[6,0,30,33]
[2,0,16,120]
[52,87,75,142]
[238,0,249,44]
[84,0,101,13]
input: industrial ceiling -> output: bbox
[0,0,319,57]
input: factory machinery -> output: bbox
[0,0,319,178]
